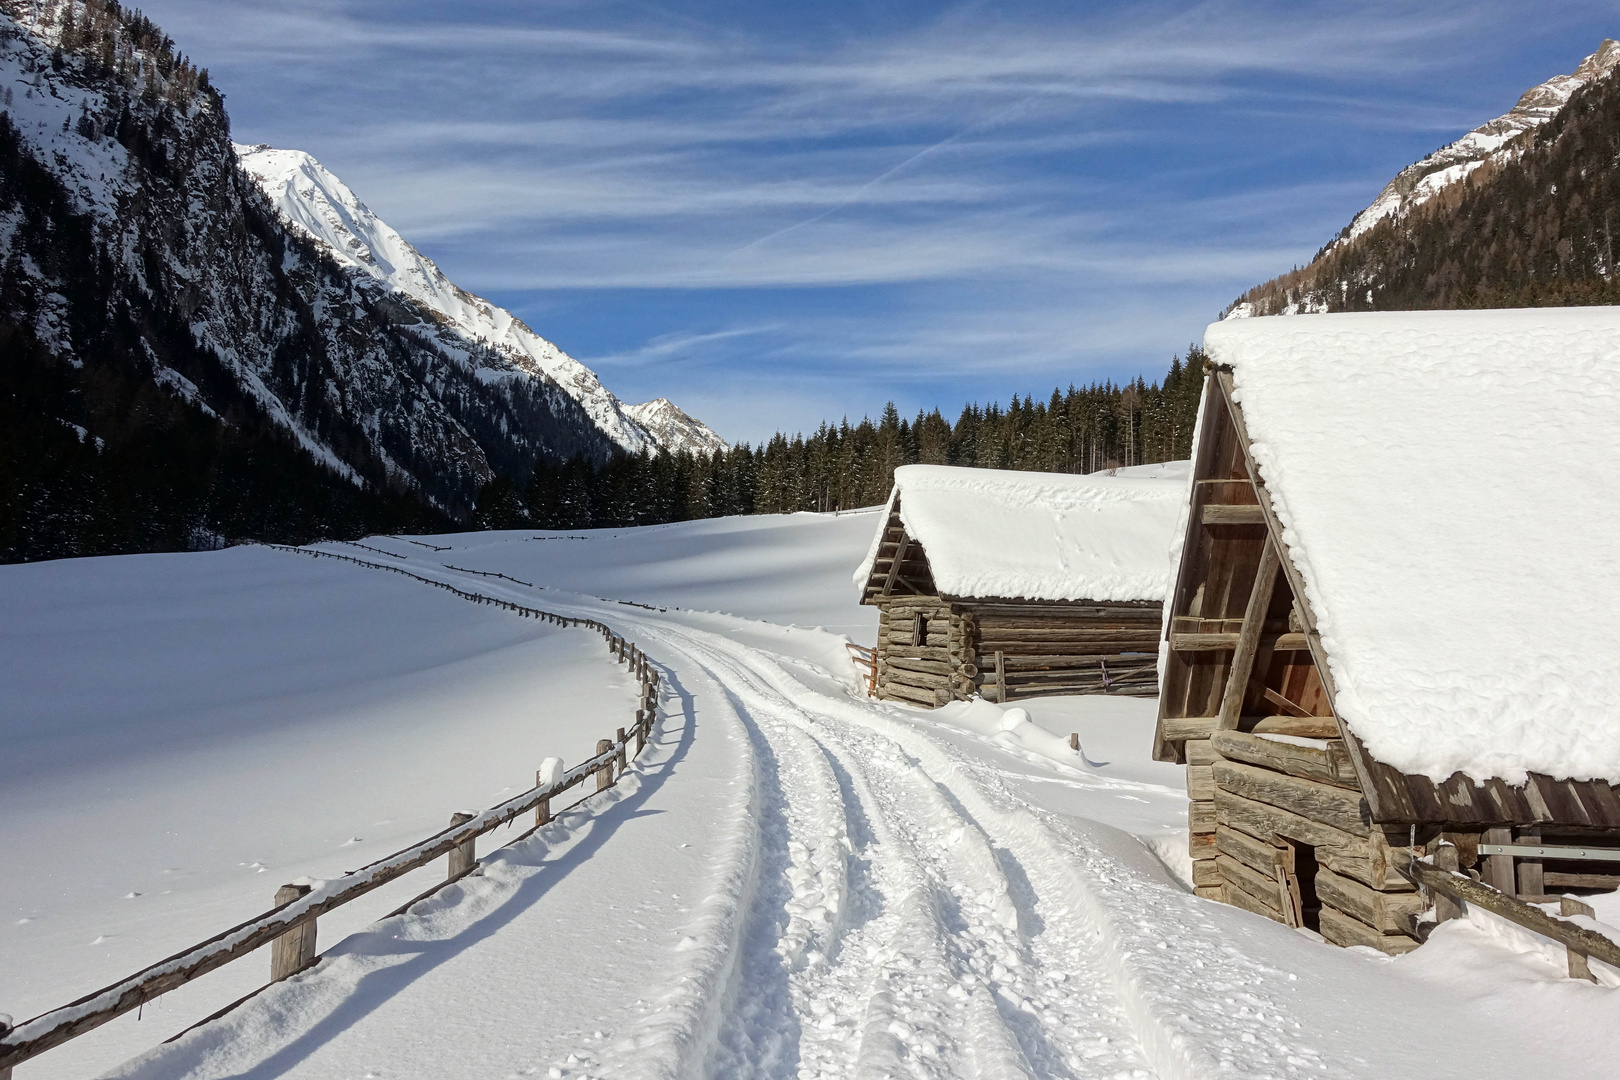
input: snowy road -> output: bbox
[9,518,1619,1080]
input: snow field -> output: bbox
[0,547,646,1079]
[8,510,1620,1080]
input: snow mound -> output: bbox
[1204,307,1620,784]
[854,464,1186,603]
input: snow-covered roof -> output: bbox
[1204,307,1620,785]
[854,464,1188,603]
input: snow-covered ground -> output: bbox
[3,511,1618,1079]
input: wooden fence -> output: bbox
[0,546,664,1077]
[1401,848,1620,982]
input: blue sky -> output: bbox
[140,1,1616,443]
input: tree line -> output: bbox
[475,350,1207,530]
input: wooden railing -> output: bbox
[845,642,876,696]
[1401,849,1620,982]
[0,546,664,1077]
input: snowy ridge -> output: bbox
[235,145,722,457]
[1345,39,1620,243]
[1204,307,1620,784]
[854,464,1188,603]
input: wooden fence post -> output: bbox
[270,884,316,981]
[449,813,476,878]
[1431,844,1465,925]
[1482,827,1516,894]
[1069,732,1079,753]
[615,728,628,773]
[596,739,614,791]
[994,650,1007,703]
[635,710,646,756]
[1,1015,12,1080]
[1562,896,1598,982]
[1517,829,1544,897]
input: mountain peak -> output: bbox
[624,399,729,455]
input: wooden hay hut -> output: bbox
[855,464,1185,707]
[1158,308,1620,956]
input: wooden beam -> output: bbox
[1217,538,1281,730]
[1211,729,1359,789]
[1155,368,1228,763]
[881,533,910,597]
[1201,504,1267,525]
[1261,685,1311,717]
[1170,631,1308,652]
[1214,759,1370,836]
[1482,826,1516,894]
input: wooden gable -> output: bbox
[858,498,938,605]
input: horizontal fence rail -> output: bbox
[1401,850,1620,981]
[0,545,665,1076]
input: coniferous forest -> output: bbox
[478,350,1207,530]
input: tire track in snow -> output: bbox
[626,619,1157,1080]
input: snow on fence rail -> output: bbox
[0,545,664,1077]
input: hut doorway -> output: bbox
[1280,840,1322,932]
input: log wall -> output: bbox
[873,596,1162,706]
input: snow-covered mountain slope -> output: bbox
[1341,39,1620,243]
[235,145,723,457]
[0,0,626,533]
[622,396,728,454]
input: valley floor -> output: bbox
[3,513,1617,1079]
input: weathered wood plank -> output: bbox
[1202,504,1267,525]
[1216,824,1286,876]
[1190,800,1217,834]
[1211,729,1359,789]
[1248,715,1340,738]
[1187,765,1215,801]
[1214,759,1370,836]
[1313,865,1427,935]
[1318,904,1420,956]
[885,656,954,676]
[1164,716,1216,741]
[1171,631,1308,652]
[1215,786,1407,890]
[974,627,1162,641]
[1193,859,1222,887]
[1184,738,1218,767]
[1218,868,1287,924]
[882,646,954,662]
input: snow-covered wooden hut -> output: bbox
[855,464,1185,707]
[1158,307,1620,955]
